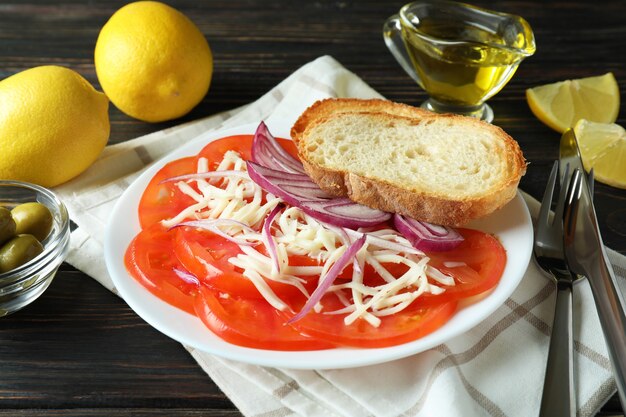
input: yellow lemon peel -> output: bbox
[526,73,619,133]
[0,66,110,187]
[574,119,626,189]
[95,1,213,122]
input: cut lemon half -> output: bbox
[574,119,626,189]
[527,73,620,133]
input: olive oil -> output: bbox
[384,1,535,121]
[401,19,526,107]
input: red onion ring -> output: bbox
[393,214,463,252]
[262,204,283,274]
[288,235,367,323]
[247,161,390,229]
[251,121,306,174]
[173,267,201,285]
[299,199,390,225]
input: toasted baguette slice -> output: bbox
[291,98,434,146]
[293,104,526,226]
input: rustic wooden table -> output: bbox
[1,1,624,416]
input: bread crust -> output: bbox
[301,158,520,226]
[290,98,433,146]
[292,99,527,226]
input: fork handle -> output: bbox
[539,281,575,417]
[587,253,626,409]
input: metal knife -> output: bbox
[559,129,593,193]
[561,129,626,409]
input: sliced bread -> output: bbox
[291,98,434,146]
[292,99,526,226]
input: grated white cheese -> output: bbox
[443,261,467,268]
[162,151,455,327]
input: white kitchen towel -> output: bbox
[55,55,626,417]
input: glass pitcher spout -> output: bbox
[404,1,536,57]
[450,3,536,58]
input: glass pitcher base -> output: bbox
[421,99,494,123]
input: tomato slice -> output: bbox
[138,156,198,228]
[137,135,298,229]
[124,223,197,314]
[420,228,507,305]
[128,135,508,352]
[194,286,334,351]
[174,226,318,301]
[198,135,253,165]
[197,134,299,168]
[284,296,458,348]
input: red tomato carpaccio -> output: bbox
[124,134,507,350]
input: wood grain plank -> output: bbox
[0,0,624,415]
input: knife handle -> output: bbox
[588,250,626,408]
[539,281,575,417]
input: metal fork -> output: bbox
[534,161,578,417]
[564,168,626,409]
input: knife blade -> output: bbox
[559,129,593,194]
[561,131,626,409]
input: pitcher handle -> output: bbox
[382,15,422,86]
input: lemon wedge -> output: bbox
[526,73,620,133]
[574,119,626,189]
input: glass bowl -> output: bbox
[0,180,70,316]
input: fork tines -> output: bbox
[538,161,570,230]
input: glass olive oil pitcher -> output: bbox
[383,0,535,122]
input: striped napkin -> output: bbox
[55,55,626,417]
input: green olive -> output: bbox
[0,234,44,273]
[11,202,53,241]
[0,206,17,246]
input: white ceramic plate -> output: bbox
[104,120,533,370]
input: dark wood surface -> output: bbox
[1,1,625,416]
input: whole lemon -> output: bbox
[0,66,110,188]
[94,1,213,123]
